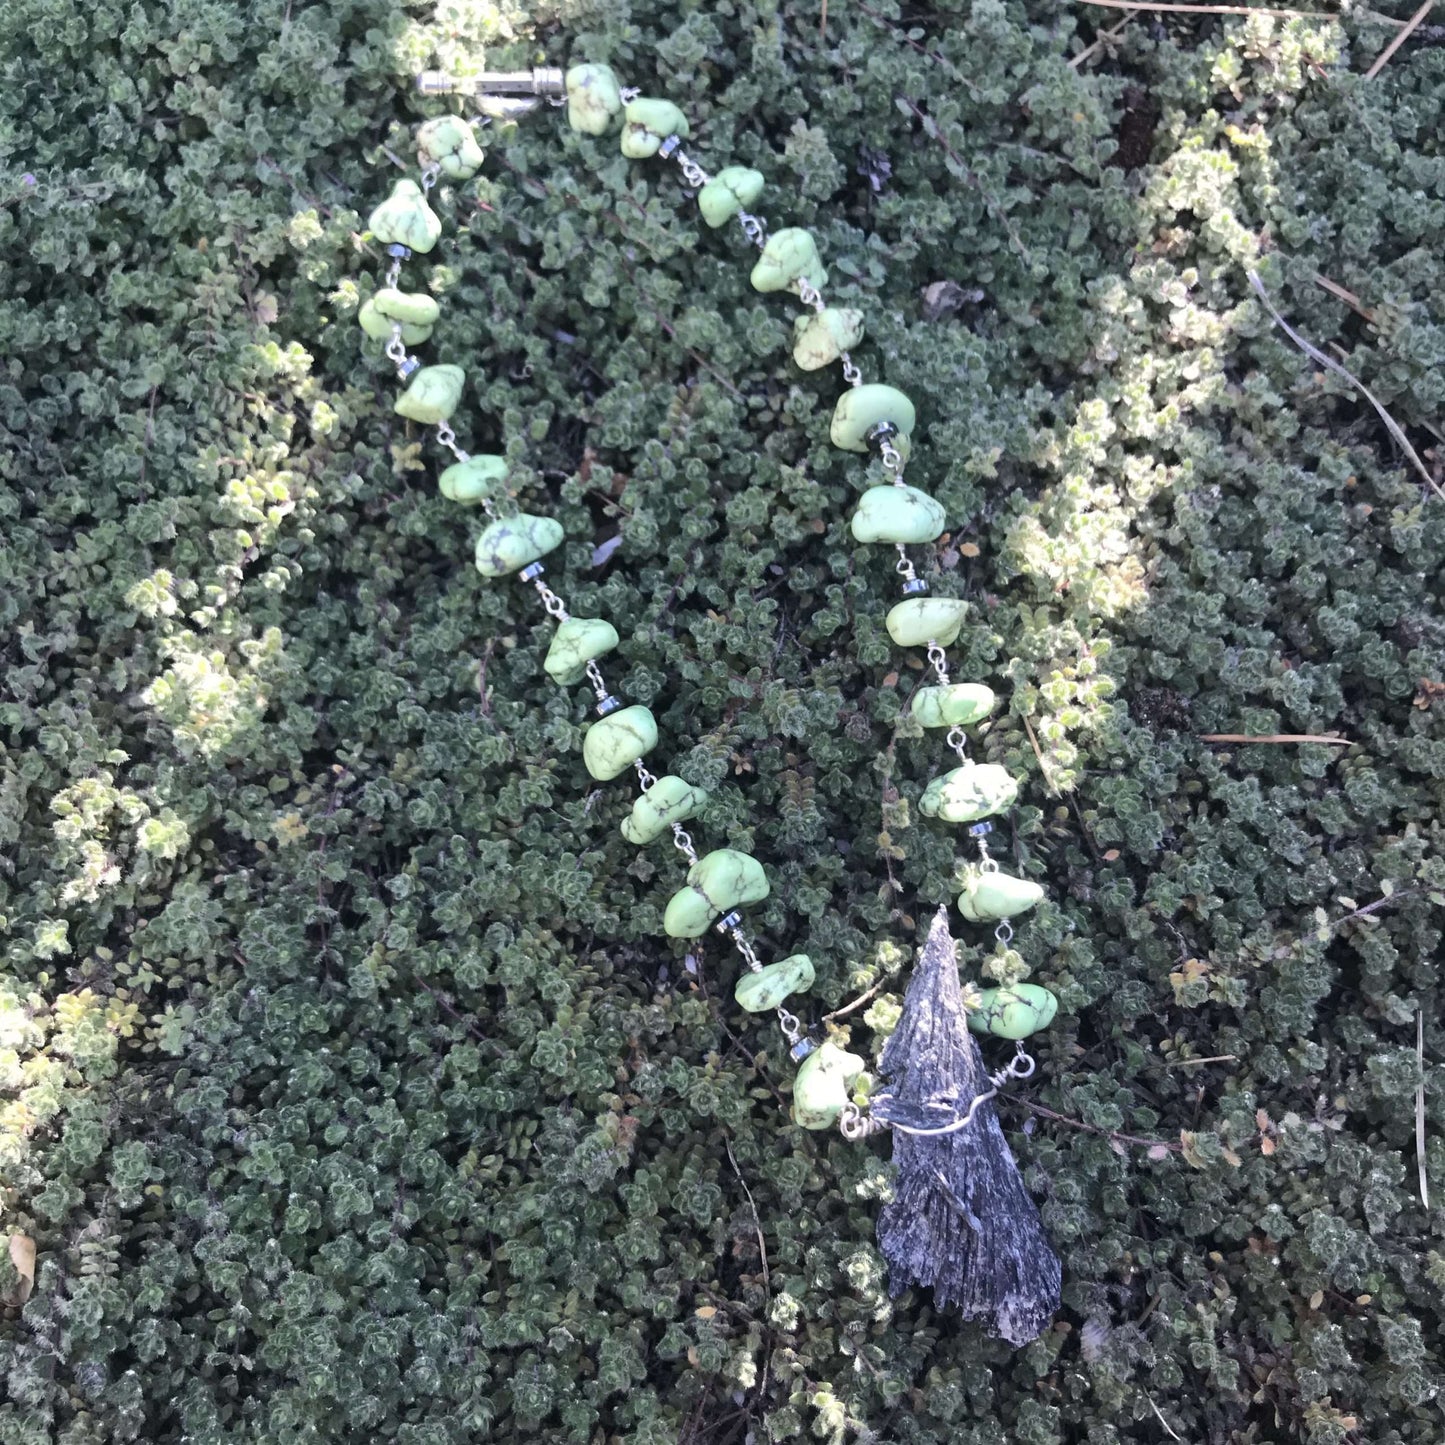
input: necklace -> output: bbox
[356,58,1062,1343]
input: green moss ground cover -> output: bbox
[3,0,1445,1438]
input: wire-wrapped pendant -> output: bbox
[873,907,1061,1346]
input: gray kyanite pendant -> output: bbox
[873,907,1061,1345]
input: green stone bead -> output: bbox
[439,455,508,505]
[792,307,864,370]
[735,954,814,1013]
[918,762,1019,824]
[830,383,916,452]
[620,774,708,845]
[543,617,620,686]
[792,1041,865,1130]
[359,287,440,344]
[749,227,826,294]
[394,364,465,424]
[417,115,485,180]
[368,179,442,254]
[885,598,969,648]
[697,166,764,227]
[565,63,623,135]
[662,849,769,938]
[620,97,689,158]
[957,868,1045,923]
[473,513,564,578]
[851,484,946,545]
[966,983,1058,1040]
[911,683,996,729]
[582,705,658,782]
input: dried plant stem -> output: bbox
[1071,16,1132,66]
[1078,0,1407,16]
[1365,0,1436,74]
[1199,732,1351,744]
[1247,270,1444,501]
[1007,1099,1180,1152]
[1417,1008,1430,1209]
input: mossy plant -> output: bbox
[4,0,1445,1440]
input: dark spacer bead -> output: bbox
[658,134,682,158]
[967,821,994,838]
[596,695,623,717]
[387,243,413,259]
[518,562,545,582]
[397,357,420,379]
[901,577,930,597]
[790,1037,817,1063]
[715,910,743,935]
[865,421,900,452]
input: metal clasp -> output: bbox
[416,68,564,99]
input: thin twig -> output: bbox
[1198,731,1351,744]
[725,1139,771,1295]
[1071,16,1132,66]
[1165,1053,1240,1068]
[1005,1099,1181,1151]
[1022,714,1058,794]
[1314,272,1377,324]
[1365,0,1436,74]
[823,975,891,1024]
[1147,1396,1184,1443]
[1330,886,1419,929]
[1078,0,1406,16]
[1248,269,1444,500]
[1417,1007,1430,1209]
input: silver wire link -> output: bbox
[384,256,403,288]
[434,420,469,463]
[385,324,408,366]
[673,147,711,189]
[840,353,864,387]
[994,920,1015,947]
[926,642,951,687]
[737,211,767,249]
[420,163,442,192]
[634,759,658,792]
[976,834,1000,874]
[727,927,765,973]
[584,659,610,702]
[619,86,642,102]
[839,1102,886,1140]
[533,580,571,622]
[671,824,699,863]
[946,724,969,761]
[894,546,918,583]
[880,1047,1034,1139]
[879,438,905,477]
[776,1008,804,1043]
[794,277,827,313]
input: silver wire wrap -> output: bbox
[419,163,442,192]
[672,147,711,190]
[895,547,919,583]
[584,659,610,703]
[926,642,951,687]
[727,927,765,973]
[634,759,658,792]
[533,581,570,622]
[737,211,767,249]
[671,824,699,863]
[384,256,403,289]
[852,1045,1037,1139]
[879,438,904,476]
[946,724,969,761]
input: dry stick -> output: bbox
[1007,1099,1180,1151]
[1071,16,1133,66]
[1165,1053,1240,1068]
[1417,1008,1430,1209]
[1022,713,1059,794]
[1365,0,1437,74]
[1198,731,1351,744]
[823,974,892,1024]
[1314,271,1377,324]
[725,1138,771,1294]
[1078,0,1405,16]
[1247,270,1445,501]
[1147,1396,1185,1444]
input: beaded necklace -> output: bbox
[357,58,1062,1341]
